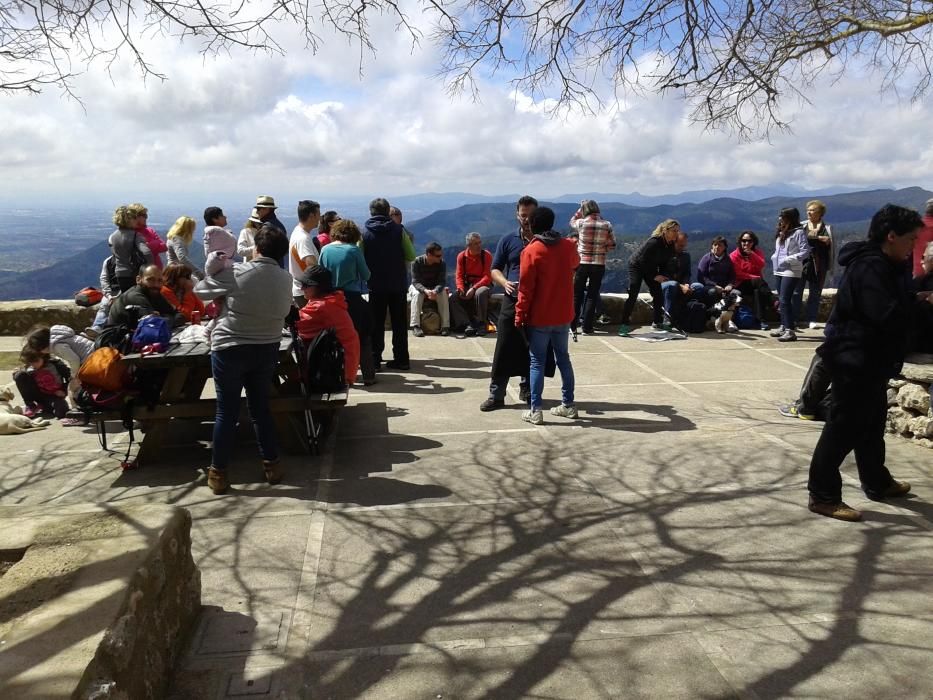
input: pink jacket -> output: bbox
[138,227,167,268]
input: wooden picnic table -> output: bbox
[75,334,347,464]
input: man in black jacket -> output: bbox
[807,204,921,522]
[108,264,183,329]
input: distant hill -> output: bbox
[0,186,929,300]
[0,239,206,301]
[409,187,933,249]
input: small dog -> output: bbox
[0,384,50,434]
[713,291,742,334]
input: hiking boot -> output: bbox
[808,498,862,522]
[652,322,672,332]
[519,386,531,403]
[779,403,815,420]
[464,326,477,337]
[522,409,544,425]
[262,459,283,485]
[440,327,450,337]
[777,329,797,342]
[618,323,632,336]
[809,322,821,330]
[480,397,505,412]
[412,325,425,337]
[769,326,786,337]
[385,360,410,370]
[865,480,911,501]
[207,467,229,495]
[550,404,578,419]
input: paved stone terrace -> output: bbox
[1,327,932,699]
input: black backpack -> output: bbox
[304,328,346,393]
[95,324,134,355]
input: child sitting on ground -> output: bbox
[297,266,360,386]
[17,348,71,420]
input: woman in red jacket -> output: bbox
[297,265,360,386]
[729,230,775,330]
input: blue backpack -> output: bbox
[131,315,171,350]
[733,305,759,330]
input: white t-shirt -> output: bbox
[288,224,318,295]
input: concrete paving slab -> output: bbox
[303,632,738,699]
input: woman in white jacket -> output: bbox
[770,207,810,342]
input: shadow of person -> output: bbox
[550,402,697,433]
[416,357,491,381]
[316,477,452,506]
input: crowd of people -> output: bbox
[11,193,933,513]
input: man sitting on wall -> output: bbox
[451,232,493,336]
[409,241,451,337]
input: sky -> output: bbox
[2,2,933,206]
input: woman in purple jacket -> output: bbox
[694,236,736,305]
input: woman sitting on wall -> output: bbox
[730,230,774,331]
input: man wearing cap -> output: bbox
[289,200,321,306]
[255,196,288,266]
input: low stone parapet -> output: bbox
[0,299,96,335]
[887,353,933,449]
[0,504,201,698]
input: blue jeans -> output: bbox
[775,275,802,330]
[211,343,280,470]
[528,325,574,412]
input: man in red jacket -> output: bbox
[515,207,581,425]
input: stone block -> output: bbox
[0,300,96,336]
[886,406,914,435]
[897,383,931,414]
[888,379,908,389]
[908,414,933,439]
[0,504,201,699]
[887,388,899,407]
[901,355,933,384]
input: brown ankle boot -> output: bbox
[262,459,283,485]
[207,467,229,495]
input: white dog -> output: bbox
[0,384,50,434]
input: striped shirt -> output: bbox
[570,214,616,265]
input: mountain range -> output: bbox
[0,186,929,301]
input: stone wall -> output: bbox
[0,300,96,336]
[887,354,933,449]
[0,504,201,699]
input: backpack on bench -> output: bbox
[304,328,346,394]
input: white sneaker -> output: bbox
[727,320,738,333]
[522,409,544,425]
[809,322,820,330]
[550,404,578,419]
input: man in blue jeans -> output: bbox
[514,207,580,425]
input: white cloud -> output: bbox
[1,11,932,203]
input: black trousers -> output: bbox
[369,290,409,364]
[573,264,605,332]
[346,291,375,380]
[620,266,663,325]
[736,279,773,323]
[807,370,893,503]
[13,370,67,417]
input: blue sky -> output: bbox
[1,2,931,204]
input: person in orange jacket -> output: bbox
[297,265,360,386]
[515,207,580,425]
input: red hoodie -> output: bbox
[730,247,765,283]
[297,290,360,385]
[515,235,580,327]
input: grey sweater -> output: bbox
[167,237,204,280]
[108,228,153,278]
[194,256,293,352]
